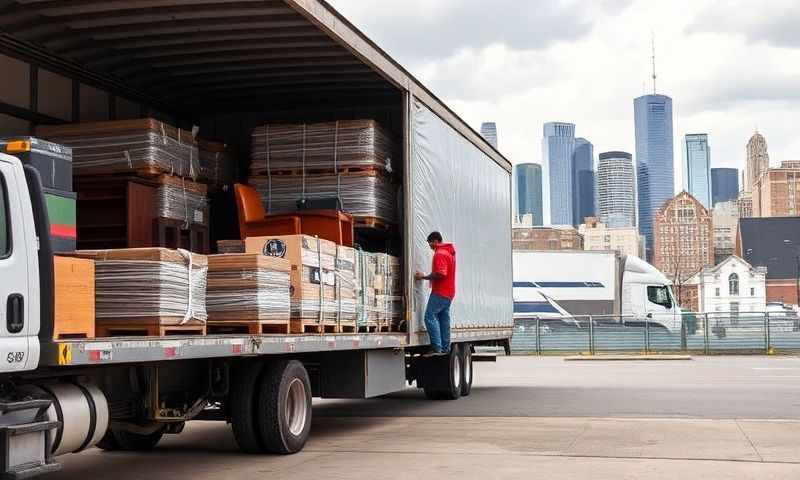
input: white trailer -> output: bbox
[0,1,513,477]
[513,250,681,330]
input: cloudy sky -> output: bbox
[330,0,800,190]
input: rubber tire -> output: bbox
[110,429,164,451]
[256,360,313,454]
[460,344,473,397]
[230,360,266,453]
[95,428,120,451]
[423,345,462,401]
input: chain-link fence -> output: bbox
[510,312,800,355]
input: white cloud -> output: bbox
[330,0,800,192]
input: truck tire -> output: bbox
[230,360,265,453]
[110,429,164,451]
[256,360,312,454]
[460,344,473,397]
[95,429,120,451]
[423,344,462,401]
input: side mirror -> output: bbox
[646,313,653,319]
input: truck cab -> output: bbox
[0,153,41,373]
[620,255,682,331]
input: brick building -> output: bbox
[737,217,800,307]
[752,161,800,217]
[653,191,715,286]
[512,226,583,251]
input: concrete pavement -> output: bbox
[50,356,800,479]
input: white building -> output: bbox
[579,218,643,259]
[685,255,766,315]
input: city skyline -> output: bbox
[480,122,498,149]
[683,133,711,209]
[331,0,800,179]
[542,122,576,225]
[597,151,636,229]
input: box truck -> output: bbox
[513,251,681,331]
[0,1,513,477]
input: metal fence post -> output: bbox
[765,312,771,354]
[535,317,541,356]
[680,314,687,351]
[588,316,594,355]
[644,315,650,354]
[703,313,710,355]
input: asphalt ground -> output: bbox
[51,356,800,479]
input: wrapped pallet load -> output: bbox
[62,248,207,337]
[155,174,209,228]
[248,119,398,228]
[37,118,199,178]
[245,235,357,333]
[206,254,291,334]
[357,251,403,331]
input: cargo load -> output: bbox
[53,256,95,339]
[37,119,199,179]
[245,235,356,333]
[61,248,208,336]
[155,174,209,228]
[206,254,291,334]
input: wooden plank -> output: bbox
[53,256,95,340]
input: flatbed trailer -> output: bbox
[0,0,513,477]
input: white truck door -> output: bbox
[0,157,37,371]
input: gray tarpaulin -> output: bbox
[411,99,513,331]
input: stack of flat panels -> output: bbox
[249,120,394,173]
[335,245,358,326]
[156,174,209,227]
[206,254,291,333]
[250,172,397,223]
[198,139,236,189]
[245,235,356,333]
[357,251,403,331]
[248,119,398,226]
[63,248,208,336]
[38,119,199,178]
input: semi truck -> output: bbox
[0,1,513,477]
[513,250,681,331]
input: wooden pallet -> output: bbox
[357,324,379,333]
[207,321,290,335]
[96,322,206,337]
[291,319,357,334]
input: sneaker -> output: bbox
[422,350,443,357]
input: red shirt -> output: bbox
[430,243,456,299]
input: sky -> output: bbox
[329,0,800,190]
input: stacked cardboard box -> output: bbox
[155,174,209,227]
[357,251,402,331]
[206,254,291,334]
[62,248,208,336]
[245,235,357,333]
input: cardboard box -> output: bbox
[53,256,95,339]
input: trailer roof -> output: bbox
[0,0,511,171]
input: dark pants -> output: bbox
[424,293,452,353]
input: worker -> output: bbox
[415,231,456,355]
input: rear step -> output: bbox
[0,399,61,480]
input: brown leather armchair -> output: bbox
[233,183,354,246]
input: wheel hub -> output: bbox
[285,378,308,437]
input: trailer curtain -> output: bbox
[411,98,513,331]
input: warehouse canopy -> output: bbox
[0,0,510,170]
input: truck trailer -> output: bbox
[0,1,513,477]
[513,250,681,331]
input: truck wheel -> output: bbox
[111,428,165,451]
[256,360,312,454]
[230,360,265,453]
[423,344,462,401]
[460,344,473,397]
[95,429,120,451]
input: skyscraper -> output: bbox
[597,151,636,228]
[542,122,576,225]
[480,122,498,149]
[711,168,739,206]
[514,163,543,226]
[634,94,674,259]
[745,131,769,192]
[572,138,595,225]
[683,133,711,209]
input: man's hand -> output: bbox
[414,271,427,281]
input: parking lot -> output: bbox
[54,356,800,479]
